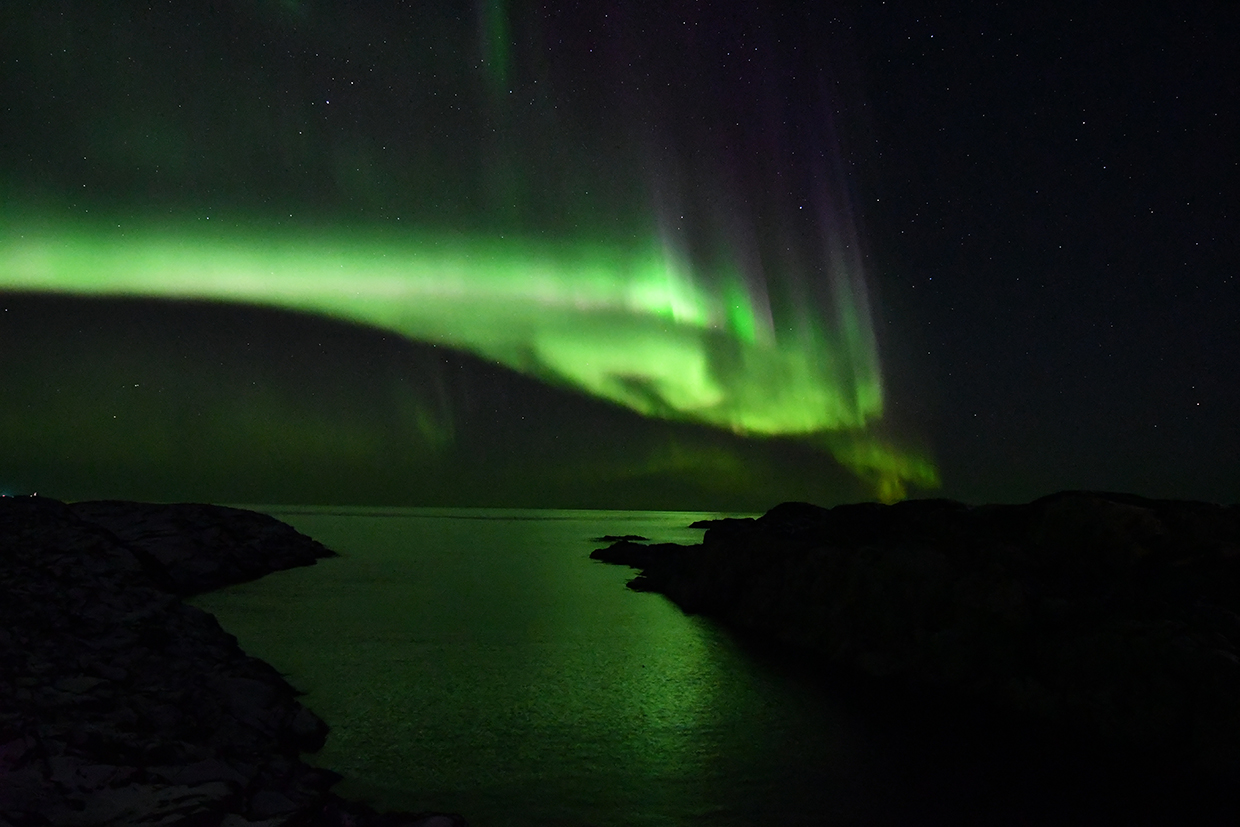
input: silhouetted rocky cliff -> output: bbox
[0,495,465,827]
[593,491,1240,774]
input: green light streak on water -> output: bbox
[0,214,938,499]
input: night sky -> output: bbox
[1,1,1236,509]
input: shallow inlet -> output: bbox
[188,508,1195,826]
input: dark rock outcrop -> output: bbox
[0,494,466,827]
[66,500,336,597]
[593,491,1240,772]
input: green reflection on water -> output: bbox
[191,509,812,824]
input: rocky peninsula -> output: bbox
[593,491,1240,779]
[0,494,466,827]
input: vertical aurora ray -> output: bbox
[478,0,512,93]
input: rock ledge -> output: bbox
[593,491,1240,773]
[0,495,466,827]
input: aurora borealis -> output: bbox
[0,218,881,440]
[2,1,1235,507]
[0,0,940,505]
[0,214,934,499]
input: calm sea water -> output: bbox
[188,508,1196,826]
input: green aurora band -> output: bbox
[0,214,938,501]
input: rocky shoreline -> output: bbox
[0,495,466,827]
[593,491,1240,777]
